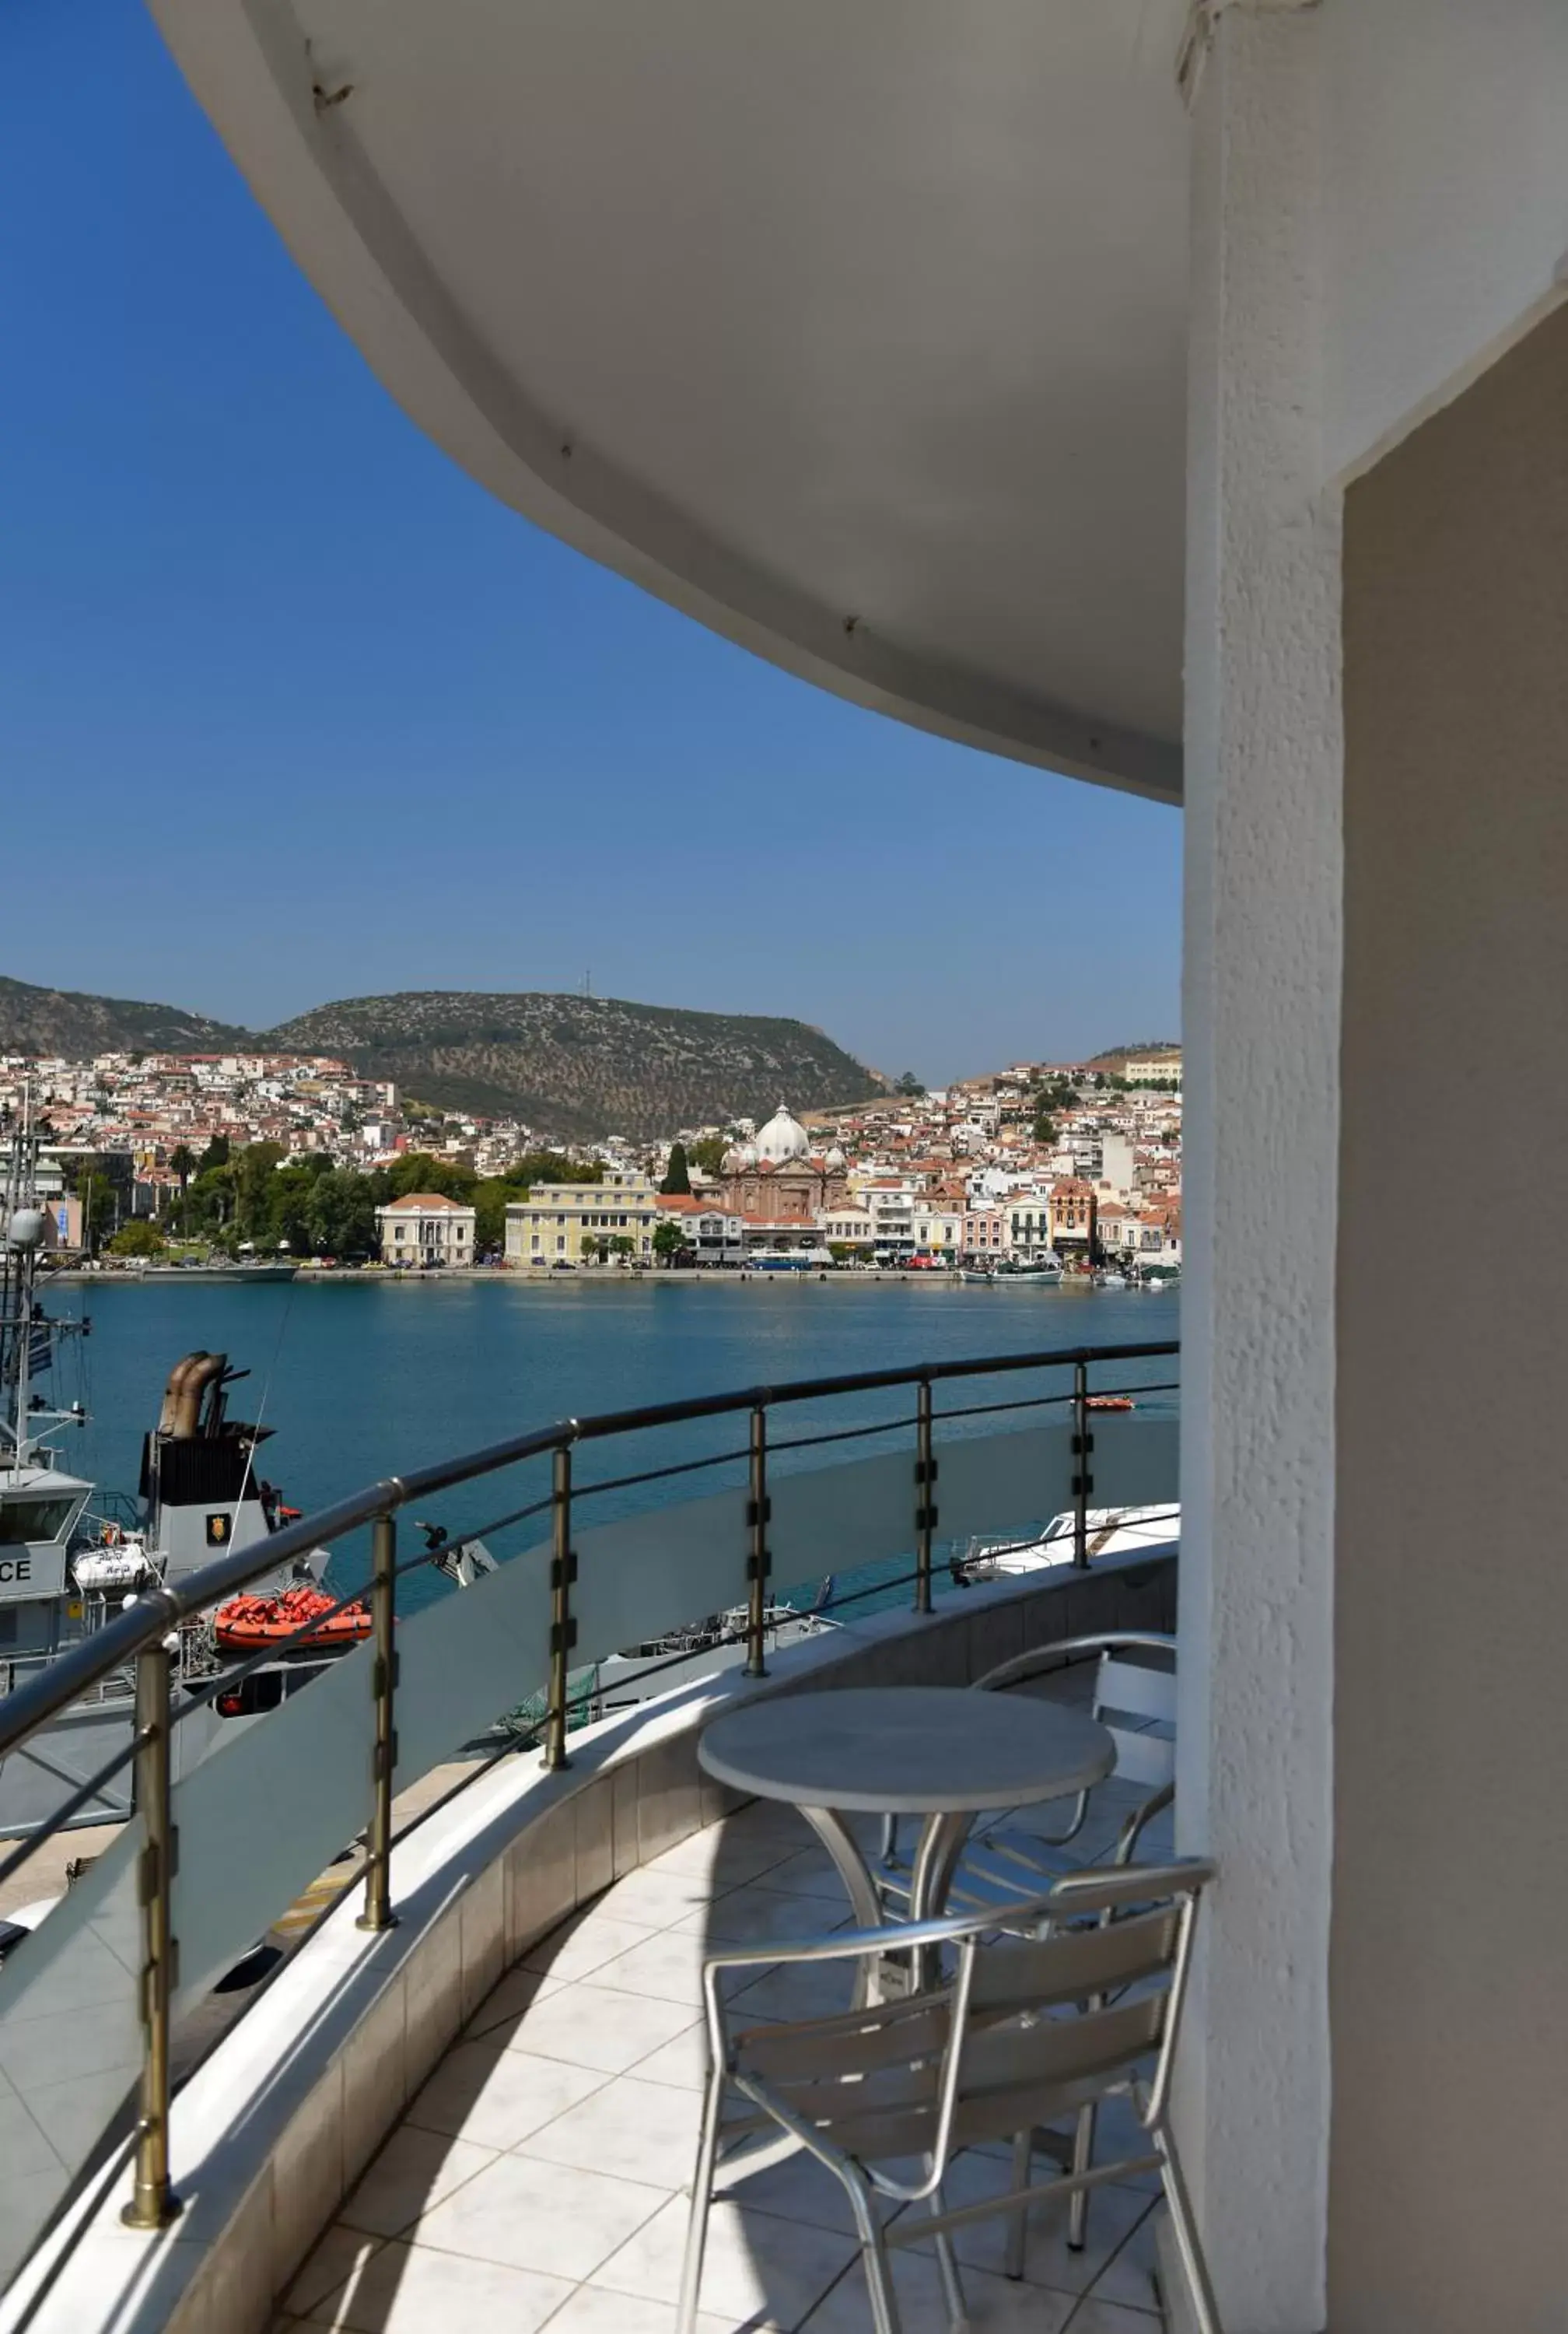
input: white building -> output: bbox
[1124,1054,1183,1087]
[375,1193,476,1268]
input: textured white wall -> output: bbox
[1178,9,1341,2328]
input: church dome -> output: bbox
[824,1145,846,1171]
[754,1101,811,1165]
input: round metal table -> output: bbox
[698,1686,1117,1963]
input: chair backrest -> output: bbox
[1094,1649,1177,1792]
[733,1861,1212,2175]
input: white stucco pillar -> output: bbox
[1176,7,1340,2329]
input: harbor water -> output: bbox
[52,1274,1180,1618]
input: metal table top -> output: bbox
[698,1685,1116,1817]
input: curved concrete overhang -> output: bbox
[149,0,1190,803]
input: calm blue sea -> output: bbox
[47,1276,1179,1617]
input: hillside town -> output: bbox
[0,1044,1181,1275]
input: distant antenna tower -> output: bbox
[581,969,593,998]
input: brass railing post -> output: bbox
[745,1404,771,1677]
[545,1444,578,1768]
[1072,1360,1092,1570]
[357,1514,399,1931]
[121,1635,181,2231]
[913,1379,936,1614]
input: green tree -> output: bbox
[380,1151,478,1204]
[471,1177,511,1255]
[233,1141,286,1240]
[686,1136,730,1176]
[611,1235,635,1261]
[660,1142,692,1196]
[502,1151,602,1193]
[651,1219,688,1267]
[895,1072,926,1097]
[198,1134,231,1174]
[1031,1115,1059,1147]
[579,1233,603,1265]
[109,1221,166,1259]
[306,1168,379,1258]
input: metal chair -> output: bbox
[873,1632,1178,1915]
[872,1630,1178,2255]
[957,1630,1178,1903]
[678,1859,1223,2334]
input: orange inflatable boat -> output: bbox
[214,1585,372,1654]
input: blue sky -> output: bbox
[0,0,1180,1085]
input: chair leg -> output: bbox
[845,2171,904,2334]
[928,2181,970,2331]
[677,2064,727,2334]
[1067,2101,1098,2250]
[1150,2115,1225,2334]
[1004,2131,1031,2280]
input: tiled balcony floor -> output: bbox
[281,1773,1172,2334]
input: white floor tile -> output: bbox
[285,2225,383,2318]
[591,2190,858,2328]
[646,1827,800,1891]
[900,2148,1163,2310]
[798,2248,1088,2332]
[464,1964,565,2041]
[724,1957,859,2024]
[541,2287,769,2332]
[681,1881,850,1945]
[499,1978,701,2074]
[517,2070,704,2189]
[525,1908,660,1981]
[715,2143,903,2239]
[595,1865,727,1929]
[405,2041,607,2149]
[301,2234,573,2332]
[413,2150,670,2281]
[627,2019,717,2092]
[338,2125,496,2238]
[590,1926,741,2006]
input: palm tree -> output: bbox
[168,1144,198,1237]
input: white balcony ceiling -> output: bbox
[152,0,1191,801]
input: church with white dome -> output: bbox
[716,1102,850,1222]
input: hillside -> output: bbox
[0,976,249,1059]
[262,991,884,1139]
[0,974,884,1140]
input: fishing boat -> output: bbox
[959,1268,995,1285]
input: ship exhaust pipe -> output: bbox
[156,1352,229,1439]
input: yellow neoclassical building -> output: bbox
[504,1171,660,1265]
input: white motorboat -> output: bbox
[952,1501,1181,1583]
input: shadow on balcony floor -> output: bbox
[278,1724,1172,2334]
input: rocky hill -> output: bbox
[0,976,883,1140]
[0,976,249,1059]
[262,991,883,1139]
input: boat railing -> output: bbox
[0,1336,1176,2287]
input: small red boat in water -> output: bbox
[214,1585,372,1655]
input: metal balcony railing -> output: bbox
[0,1337,1175,2287]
